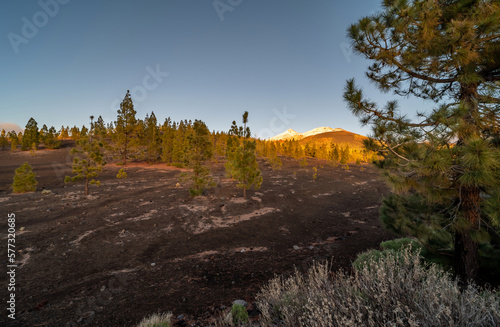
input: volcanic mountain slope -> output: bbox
[269,127,368,148]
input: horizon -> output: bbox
[2,1,429,139]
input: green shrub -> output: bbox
[380,237,421,252]
[231,304,249,325]
[12,162,37,193]
[352,238,422,271]
[136,312,172,327]
[117,168,127,179]
[267,155,282,170]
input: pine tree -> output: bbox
[65,137,106,196]
[70,126,80,140]
[171,120,188,166]
[94,116,107,140]
[113,90,138,164]
[144,112,161,163]
[343,0,500,281]
[340,145,350,164]
[161,117,175,164]
[22,118,39,151]
[9,131,19,151]
[225,111,263,198]
[0,129,7,149]
[80,125,88,138]
[42,126,61,149]
[17,132,23,148]
[59,126,69,139]
[330,142,340,164]
[183,120,216,196]
[12,162,37,193]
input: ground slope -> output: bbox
[0,148,393,326]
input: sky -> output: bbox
[1,0,429,138]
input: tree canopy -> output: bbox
[343,0,500,281]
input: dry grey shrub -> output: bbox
[256,247,500,326]
[136,312,172,327]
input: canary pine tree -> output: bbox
[22,117,39,151]
[113,90,137,164]
[65,137,106,196]
[0,129,7,149]
[183,120,216,196]
[8,131,18,151]
[225,112,262,198]
[343,0,500,281]
[12,162,37,193]
[144,112,161,163]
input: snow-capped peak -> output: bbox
[268,127,345,140]
[302,127,339,138]
[269,129,301,140]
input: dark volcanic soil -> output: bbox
[0,146,395,326]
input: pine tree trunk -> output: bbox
[454,83,481,282]
[123,133,128,165]
[455,186,481,282]
[85,176,89,196]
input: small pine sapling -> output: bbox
[12,162,37,193]
[231,304,249,325]
[312,166,318,180]
[116,169,127,179]
[65,137,106,196]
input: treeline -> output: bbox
[2,112,373,169]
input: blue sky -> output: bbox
[1,0,428,138]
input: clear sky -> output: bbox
[1,0,428,138]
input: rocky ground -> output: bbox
[0,146,395,326]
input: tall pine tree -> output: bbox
[343,0,500,281]
[22,117,39,151]
[225,111,263,198]
[113,90,137,164]
[183,120,216,196]
[144,112,161,163]
[65,136,106,196]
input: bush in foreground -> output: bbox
[256,247,500,326]
[136,312,172,327]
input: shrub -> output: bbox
[352,238,421,271]
[257,247,500,326]
[231,304,249,325]
[12,162,37,193]
[312,166,317,180]
[117,168,127,179]
[299,158,308,167]
[267,155,282,170]
[136,312,172,327]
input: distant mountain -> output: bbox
[269,126,368,148]
[302,127,344,138]
[268,129,302,141]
